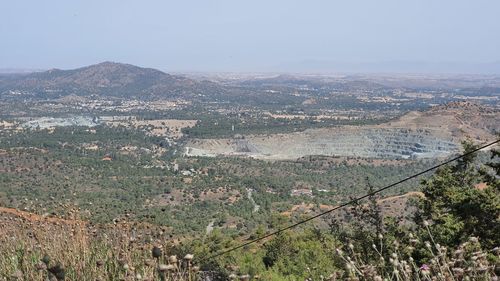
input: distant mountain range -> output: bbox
[0,62,224,99]
[272,60,500,75]
[0,68,45,74]
[1,62,499,101]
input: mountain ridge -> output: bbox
[0,61,223,99]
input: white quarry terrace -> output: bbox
[185,128,459,160]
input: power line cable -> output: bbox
[199,139,499,262]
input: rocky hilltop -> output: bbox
[387,101,499,141]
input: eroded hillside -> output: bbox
[185,102,499,160]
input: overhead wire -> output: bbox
[198,138,499,262]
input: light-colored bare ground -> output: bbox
[281,192,424,218]
[106,119,197,138]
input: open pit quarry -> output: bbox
[185,128,459,160]
[185,102,499,160]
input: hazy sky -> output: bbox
[1,0,500,72]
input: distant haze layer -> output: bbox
[1,0,500,74]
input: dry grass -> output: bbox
[1,207,497,280]
[0,209,198,280]
[105,119,197,139]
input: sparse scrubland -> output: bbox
[0,64,499,280]
[1,143,498,280]
[0,124,451,235]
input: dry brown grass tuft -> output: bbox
[0,208,198,280]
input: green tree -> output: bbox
[416,143,500,248]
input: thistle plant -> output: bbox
[333,221,498,281]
